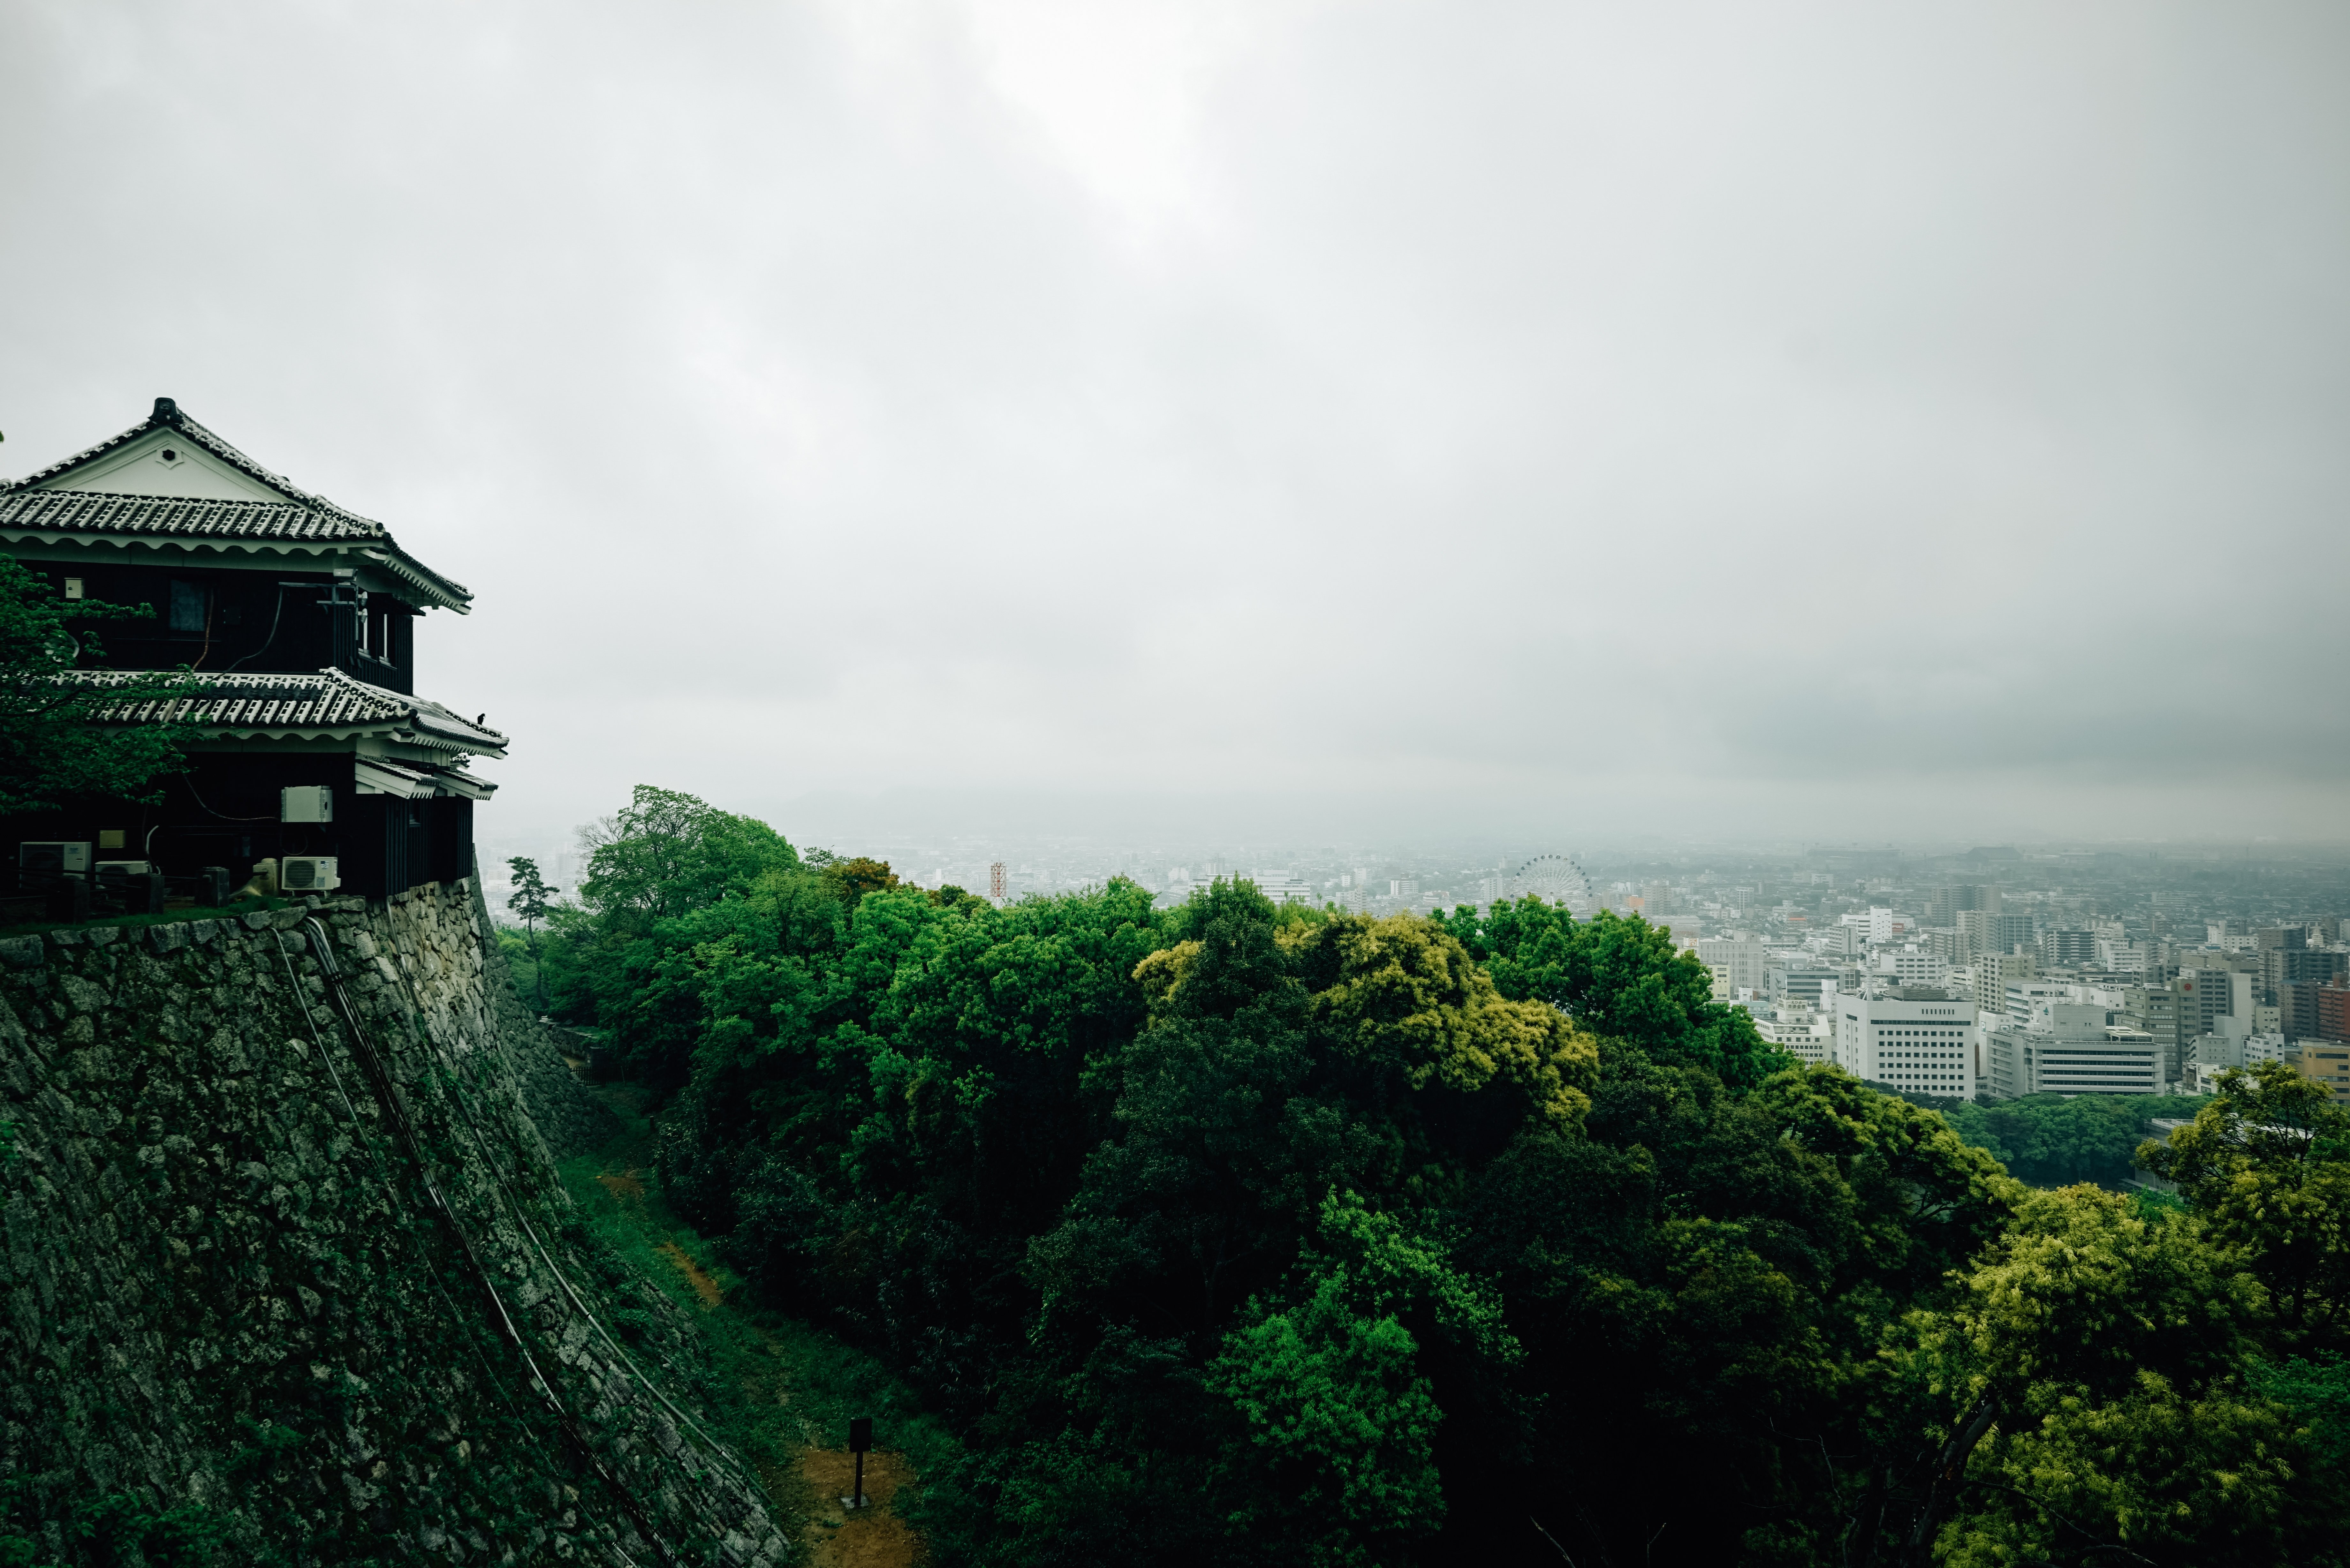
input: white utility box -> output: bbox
[281,786,334,823]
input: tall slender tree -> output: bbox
[505,856,559,1011]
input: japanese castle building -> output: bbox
[0,397,504,900]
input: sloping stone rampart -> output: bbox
[0,879,784,1565]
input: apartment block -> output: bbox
[1698,937,1770,998]
[2299,1042,2350,1104]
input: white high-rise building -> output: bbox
[1830,988,1978,1097]
[1755,1002,1833,1065]
[1872,945,1945,988]
[1984,1002,2161,1099]
[1255,870,1315,905]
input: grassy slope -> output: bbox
[556,1086,964,1564]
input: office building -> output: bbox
[1755,1002,1832,1065]
[1830,988,1976,1098]
[1984,1002,2161,1099]
[1960,910,2036,956]
[1925,884,2000,922]
[1768,966,1844,1008]
[1873,945,1945,989]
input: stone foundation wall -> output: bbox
[0,879,785,1566]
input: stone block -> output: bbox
[0,938,43,968]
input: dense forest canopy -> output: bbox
[531,786,2350,1566]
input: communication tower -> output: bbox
[989,861,1008,904]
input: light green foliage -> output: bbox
[1291,914,1596,1124]
[1901,1186,2310,1565]
[0,556,195,816]
[1435,901,1791,1087]
[2141,1061,2350,1352]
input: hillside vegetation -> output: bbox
[534,785,2350,1567]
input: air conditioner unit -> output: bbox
[282,785,334,823]
[280,856,340,893]
[19,841,92,881]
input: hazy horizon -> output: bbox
[6,1,2346,857]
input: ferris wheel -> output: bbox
[1506,854,1599,916]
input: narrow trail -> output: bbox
[572,1112,933,1568]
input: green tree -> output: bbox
[574,784,799,932]
[818,854,900,908]
[504,855,559,1010]
[1893,1185,2315,1567]
[2141,1060,2350,1355]
[1208,1194,1517,1567]
[1435,901,1791,1088]
[1943,1092,2208,1187]
[0,557,195,816]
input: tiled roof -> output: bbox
[0,402,472,610]
[60,667,507,755]
[0,488,382,543]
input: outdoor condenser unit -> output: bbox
[280,856,340,893]
[18,842,92,880]
[281,786,334,823]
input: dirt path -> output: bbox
[658,1241,725,1307]
[585,1132,926,1568]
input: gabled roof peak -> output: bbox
[8,396,315,504]
[0,400,473,612]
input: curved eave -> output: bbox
[188,725,507,759]
[355,547,472,614]
[0,529,474,613]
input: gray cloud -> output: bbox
[3,0,2344,861]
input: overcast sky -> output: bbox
[4,1,2346,858]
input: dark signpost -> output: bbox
[844,1416,873,1511]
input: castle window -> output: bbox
[168,580,208,632]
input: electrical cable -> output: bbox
[275,931,542,1440]
[348,911,777,1549]
[391,993,773,1547]
[180,775,277,823]
[296,916,692,1567]
[426,1021,765,1494]
[221,583,292,673]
